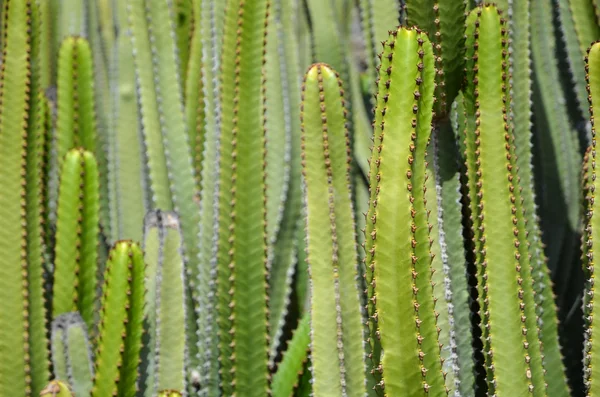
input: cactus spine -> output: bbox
[52,149,99,330]
[214,0,270,394]
[143,211,188,396]
[364,26,446,396]
[301,63,367,396]
[92,241,145,397]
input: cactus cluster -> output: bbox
[2,0,600,396]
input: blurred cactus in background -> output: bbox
[2,0,600,396]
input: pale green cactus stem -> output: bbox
[26,2,51,393]
[531,0,581,274]
[53,0,86,65]
[184,0,205,193]
[127,0,203,375]
[464,5,548,394]
[271,314,310,396]
[195,0,226,394]
[582,40,600,397]
[508,0,570,394]
[51,313,95,397]
[557,0,600,125]
[305,0,372,177]
[215,0,270,394]
[108,0,147,243]
[52,149,99,331]
[37,0,52,89]
[357,0,401,98]
[0,1,42,394]
[174,0,192,91]
[364,26,445,396]
[86,0,113,242]
[40,380,75,397]
[405,0,466,117]
[267,0,304,364]
[143,211,188,396]
[92,241,145,397]
[301,63,367,396]
[52,36,104,236]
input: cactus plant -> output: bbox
[0,0,598,396]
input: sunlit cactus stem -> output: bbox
[364,26,446,396]
[301,62,367,396]
[91,241,145,397]
[52,149,100,331]
[40,380,75,397]
[582,40,600,397]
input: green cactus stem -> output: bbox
[143,211,188,396]
[271,314,310,397]
[92,241,145,397]
[108,0,148,243]
[405,0,466,117]
[301,62,367,396]
[267,0,304,364]
[52,148,99,331]
[364,26,445,396]
[127,0,203,375]
[214,0,270,394]
[582,40,600,397]
[51,313,95,397]
[463,5,548,394]
[0,1,42,394]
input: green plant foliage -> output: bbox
[301,63,366,396]
[142,211,188,396]
[92,241,145,397]
[0,0,597,395]
[52,149,99,330]
[50,313,95,397]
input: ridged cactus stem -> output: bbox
[215,0,270,394]
[52,149,99,331]
[50,313,95,397]
[583,40,600,396]
[127,0,203,375]
[91,241,145,397]
[464,5,547,394]
[143,211,188,396]
[0,1,37,393]
[301,63,367,396]
[364,26,446,396]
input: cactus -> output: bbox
[126,0,203,374]
[583,40,600,397]
[271,314,310,396]
[91,241,145,397]
[40,380,75,397]
[52,149,99,330]
[107,0,148,244]
[214,0,270,394]
[301,63,367,396]
[142,211,188,396]
[0,1,47,395]
[51,313,95,397]
[364,26,446,396]
[463,5,549,394]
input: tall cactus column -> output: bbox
[462,5,546,395]
[215,0,270,395]
[364,26,446,396]
[301,63,366,396]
